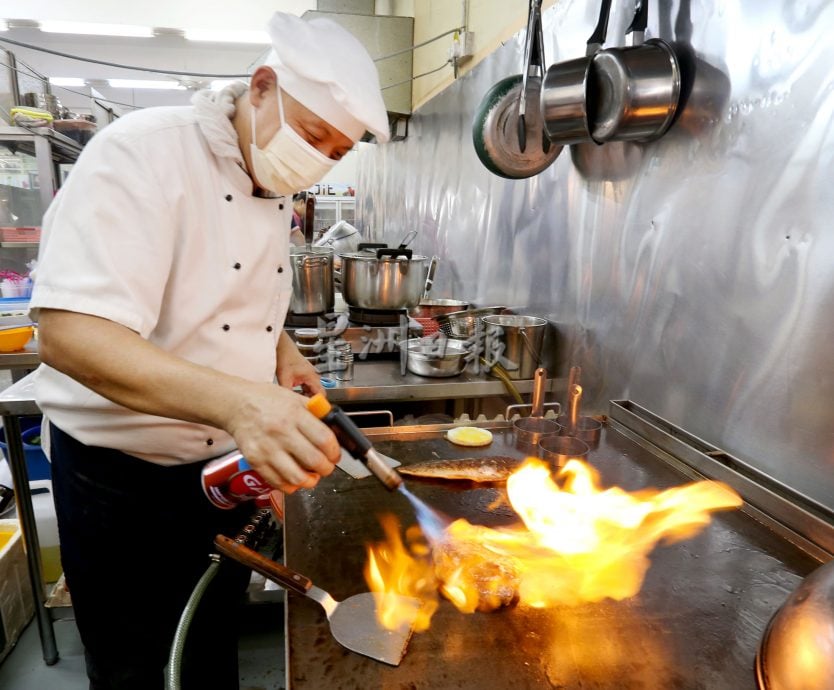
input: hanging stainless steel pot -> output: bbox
[590,0,681,143]
[289,246,334,315]
[540,0,613,145]
[340,248,429,310]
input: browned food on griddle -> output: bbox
[398,456,523,482]
[432,529,520,612]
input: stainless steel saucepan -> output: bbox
[340,248,430,310]
[590,0,682,143]
[540,0,613,146]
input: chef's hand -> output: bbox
[276,331,323,396]
[227,382,340,494]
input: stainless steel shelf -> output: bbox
[0,242,39,248]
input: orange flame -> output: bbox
[365,458,743,629]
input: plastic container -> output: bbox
[0,417,50,480]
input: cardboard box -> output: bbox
[0,520,35,664]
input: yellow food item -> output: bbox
[446,427,493,447]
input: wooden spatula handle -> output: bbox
[214,534,312,595]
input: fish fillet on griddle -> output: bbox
[398,456,522,482]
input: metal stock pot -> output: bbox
[289,246,334,315]
[340,248,429,310]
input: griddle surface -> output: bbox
[284,425,818,689]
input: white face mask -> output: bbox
[249,86,338,196]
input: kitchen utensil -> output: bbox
[335,447,402,480]
[409,299,471,319]
[557,367,603,446]
[435,306,507,339]
[591,0,681,143]
[396,229,418,249]
[472,0,561,178]
[403,337,470,378]
[756,558,834,690]
[215,535,418,666]
[314,220,361,255]
[514,368,561,448]
[306,394,403,490]
[422,256,438,299]
[340,248,430,310]
[540,0,613,145]
[538,435,590,467]
[302,191,316,248]
[482,314,547,379]
[289,246,334,315]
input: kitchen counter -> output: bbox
[326,359,557,404]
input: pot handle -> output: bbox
[357,242,387,251]
[587,0,614,55]
[376,248,413,260]
[626,0,649,46]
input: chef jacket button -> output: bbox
[206,438,214,446]
[277,266,284,273]
[233,262,241,270]
[222,324,230,331]
[225,194,233,202]
[279,203,284,210]
[266,325,273,332]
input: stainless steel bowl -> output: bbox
[403,337,470,378]
[756,558,834,690]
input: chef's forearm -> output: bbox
[37,308,252,430]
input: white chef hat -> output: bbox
[263,12,390,143]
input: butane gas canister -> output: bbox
[201,451,271,510]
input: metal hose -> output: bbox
[165,555,222,690]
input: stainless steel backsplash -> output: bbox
[355,0,834,509]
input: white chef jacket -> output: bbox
[30,84,294,465]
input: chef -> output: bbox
[28,11,389,690]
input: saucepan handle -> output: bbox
[214,534,312,595]
[626,0,649,45]
[586,0,614,55]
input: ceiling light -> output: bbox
[49,77,87,87]
[108,79,185,90]
[40,21,154,38]
[184,28,270,44]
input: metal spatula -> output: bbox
[215,535,419,666]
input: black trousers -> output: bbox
[50,424,253,690]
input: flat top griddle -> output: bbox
[284,419,819,689]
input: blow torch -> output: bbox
[201,393,402,509]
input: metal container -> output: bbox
[341,248,429,310]
[314,220,361,255]
[589,0,681,143]
[540,0,612,145]
[289,246,334,315]
[403,337,470,378]
[435,306,507,339]
[409,299,471,319]
[482,314,547,380]
[756,558,834,690]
